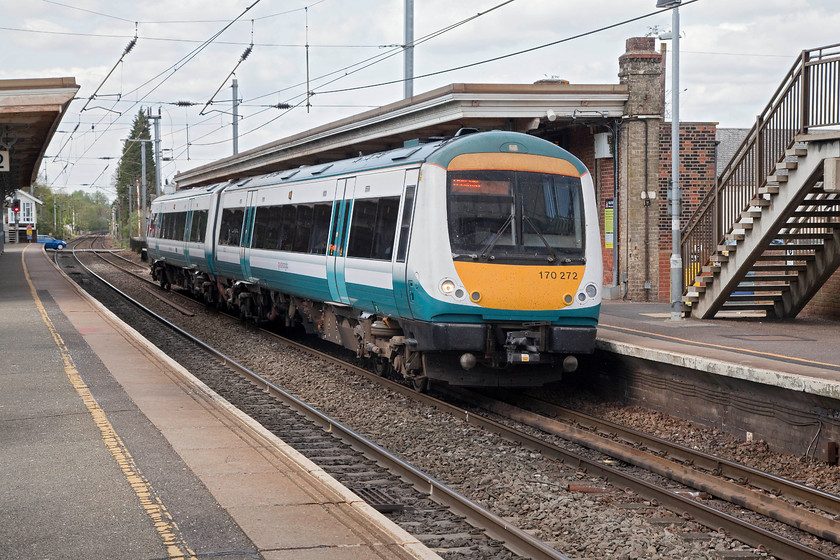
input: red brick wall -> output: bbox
[801,271,840,319]
[597,158,617,286]
[658,123,717,301]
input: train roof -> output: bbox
[156,130,588,205]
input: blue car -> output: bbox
[37,234,67,250]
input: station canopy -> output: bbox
[176,82,628,189]
[0,77,79,198]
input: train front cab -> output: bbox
[398,132,602,387]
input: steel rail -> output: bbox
[450,389,840,553]
[66,250,573,560]
[504,392,840,518]
[76,245,837,559]
[228,326,839,560]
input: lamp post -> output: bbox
[658,0,682,320]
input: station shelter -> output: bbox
[0,77,78,253]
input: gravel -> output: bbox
[77,243,840,559]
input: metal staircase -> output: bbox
[680,43,840,319]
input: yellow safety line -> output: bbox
[600,322,839,370]
[22,246,197,560]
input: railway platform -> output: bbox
[0,243,438,560]
[598,300,840,399]
[595,299,840,462]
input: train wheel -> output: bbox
[371,357,391,377]
[410,375,429,393]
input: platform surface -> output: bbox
[0,243,437,560]
[598,300,840,400]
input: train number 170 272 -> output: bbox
[539,270,578,280]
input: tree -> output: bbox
[114,110,157,237]
[33,183,112,235]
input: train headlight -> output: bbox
[440,279,456,295]
[585,283,598,298]
[563,293,573,305]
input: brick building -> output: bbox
[174,36,730,307]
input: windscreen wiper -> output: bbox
[523,216,558,263]
[479,214,513,260]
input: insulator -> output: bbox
[240,46,253,61]
[124,38,137,54]
[175,101,196,107]
[274,103,292,109]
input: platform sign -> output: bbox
[604,199,614,249]
[0,150,8,172]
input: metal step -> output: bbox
[754,253,815,261]
[741,283,791,292]
[774,232,835,239]
[726,293,782,302]
[718,302,776,312]
[765,243,824,251]
[751,263,809,272]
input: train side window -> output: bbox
[347,199,377,258]
[347,196,400,260]
[218,208,245,246]
[278,205,297,251]
[174,213,184,240]
[161,213,173,240]
[309,203,332,254]
[292,205,314,252]
[371,197,399,260]
[189,210,207,243]
[251,206,271,249]
[396,186,415,262]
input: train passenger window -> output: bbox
[309,203,332,254]
[396,186,415,263]
[161,213,174,240]
[371,198,399,260]
[253,206,284,250]
[347,200,377,258]
[173,212,187,241]
[292,205,314,252]
[251,206,271,249]
[278,205,297,251]
[347,196,400,260]
[189,210,208,243]
[218,208,245,246]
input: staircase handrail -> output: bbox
[680,42,840,289]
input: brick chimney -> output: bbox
[618,37,664,116]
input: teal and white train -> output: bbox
[147,130,602,389]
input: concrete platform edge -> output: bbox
[45,252,440,560]
[596,337,840,401]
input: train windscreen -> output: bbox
[447,170,584,263]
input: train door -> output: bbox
[183,211,195,268]
[392,168,419,318]
[240,190,259,281]
[327,177,355,304]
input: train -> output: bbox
[147,129,602,389]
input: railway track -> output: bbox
[59,237,565,560]
[64,237,840,559]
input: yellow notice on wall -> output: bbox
[604,201,614,249]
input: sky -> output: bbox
[1,0,838,201]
